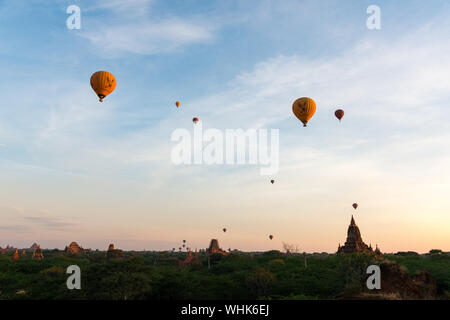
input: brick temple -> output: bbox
[338,215,381,255]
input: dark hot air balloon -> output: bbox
[353,203,358,210]
[223,228,227,233]
[270,180,275,184]
[269,235,274,240]
[335,109,344,121]
[193,117,199,124]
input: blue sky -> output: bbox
[0,0,449,252]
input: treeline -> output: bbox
[0,250,448,300]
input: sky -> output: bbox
[0,0,449,253]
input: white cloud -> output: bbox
[80,19,215,55]
[81,0,216,55]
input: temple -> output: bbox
[12,249,19,261]
[32,245,44,260]
[179,249,202,267]
[64,242,85,254]
[106,243,123,259]
[337,215,382,255]
[206,239,228,255]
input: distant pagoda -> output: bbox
[32,245,44,260]
[337,215,381,255]
[179,249,202,267]
[206,239,228,255]
[29,243,39,252]
[12,249,19,261]
[106,243,123,259]
[64,242,85,254]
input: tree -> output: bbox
[282,242,299,255]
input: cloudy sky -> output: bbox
[0,0,449,252]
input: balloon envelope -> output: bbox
[193,117,199,124]
[292,97,316,127]
[353,203,358,209]
[175,101,181,107]
[335,109,344,121]
[90,71,116,102]
[269,235,273,240]
[270,180,275,184]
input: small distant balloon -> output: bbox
[223,228,227,233]
[175,101,181,108]
[269,235,274,240]
[183,240,186,243]
[353,203,358,210]
[270,180,275,184]
[335,109,344,121]
[193,117,199,124]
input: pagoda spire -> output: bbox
[350,215,356,226]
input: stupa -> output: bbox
[206,239,228,255]
[337,216,381,255]
[12,249,19,261]
[32,245,44,260]
[64,242,85,254]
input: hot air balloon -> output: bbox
[270,180,275,184]
[193,117,199,124]
[223,228,227,233]
[269,235,273,240]
[292,97,316,127]
[175,101,181,108]
[353,203,358,210]
[335,109,344,121]
[90,71,116,102]
[183,240,186,243]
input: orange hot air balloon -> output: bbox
[193,117,199,124]
[292,97,316,127]
[175,101,181,108]
[335,109,344,121]
[353,203,358,210]
[269,235,273,240]
[90,71,116,102]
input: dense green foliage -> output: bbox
[0,250,448,300]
